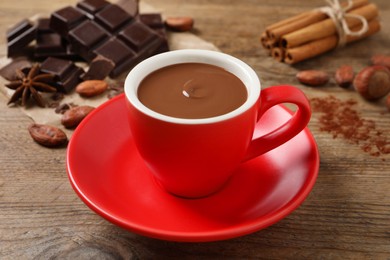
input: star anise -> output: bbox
[5,64,57,107]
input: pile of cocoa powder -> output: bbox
[310,95,390,158]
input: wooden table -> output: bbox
[1,0,389,258]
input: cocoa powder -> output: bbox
[310,95,390,158]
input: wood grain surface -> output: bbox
[1,0,389,259]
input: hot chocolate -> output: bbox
[137,63,247,119]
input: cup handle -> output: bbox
[243,85,311,162]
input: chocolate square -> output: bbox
[118,21,159,51]
[40,57,84,93]
[94,38,135,65]
[139,13,164,29]
[36,18,52,33]
[68,20,108,61]
[36,33,65,54]
[57,67,84,93]
[40,57,74,81]
[95,4,133,32]
[7,19,36,57]
[94,37,143,77]
[50,6,87,37]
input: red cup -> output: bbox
[125,50,311,198]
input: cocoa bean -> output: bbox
[335,65,354,88]
[165,17,194,32]
[76,80,108,97]
[28,123,68,147]
[61,105,95,128]
[296,70,329,86]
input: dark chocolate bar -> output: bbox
[40,57,84,93]
[5,0,169,80]
[7,19,36,57]
[64,1,167,77]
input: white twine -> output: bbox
[318,0,369,47]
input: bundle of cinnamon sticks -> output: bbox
[261,0,380,64]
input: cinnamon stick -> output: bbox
[268,10,328,43]
[271,47,285,62]
[281,3,378,48]
[266,0,369,44]
[284,19,380,64]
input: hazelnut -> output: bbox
[353,65,390,100]
[335,65,354,88]
[296,70,329,86]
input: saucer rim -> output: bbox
[67,94,319,242]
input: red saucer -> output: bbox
[67,94,319,242]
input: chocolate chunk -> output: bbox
[7,19,36,57]
[68,20,108,61]
[50,6,87,38]
[34,18,80,60]
[77,0,110,15]
[0,58,32,81]
[40,57,84,93]
[81,55,114,80]
[94,4,133,32]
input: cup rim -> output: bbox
[124,49,261,125]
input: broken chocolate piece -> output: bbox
[0,58,31,81]
[81,55,114,80]
[7,19,36,57]
[40,57,84,93]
